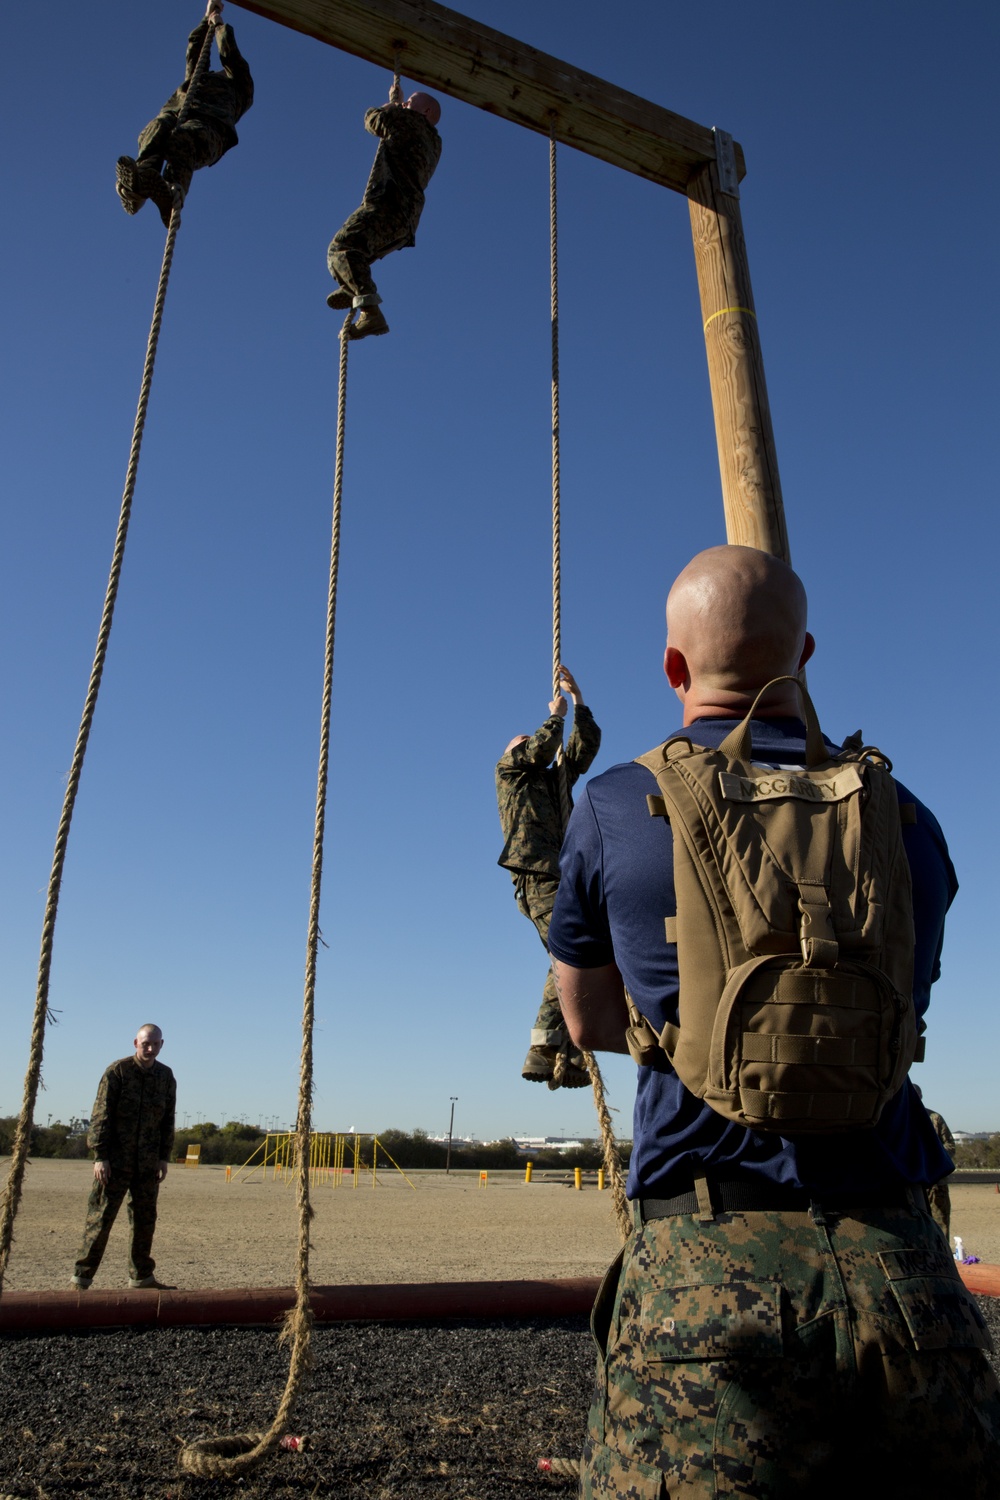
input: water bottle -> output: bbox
[953,1236,964,1262]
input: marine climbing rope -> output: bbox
[0,12,217,1298]
[545,122,631,1247]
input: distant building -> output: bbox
[511,1136,591,1155]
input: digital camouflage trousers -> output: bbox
[513,872,565,1046]
[582,1197,1000,1498]
[74,1168,161,1283]
[927,1178,952,1243]
[328,192,418,302]
[137,115,231,198]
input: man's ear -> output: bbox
[664,645,688,689]
[799,632,816,671]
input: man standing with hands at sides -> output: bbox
[548,545,1000,1497]
[71,1024,176,1291]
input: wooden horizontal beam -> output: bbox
[236,0,746,193]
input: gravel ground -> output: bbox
[3,1300,1000,1498]
[0,1316,593,1498]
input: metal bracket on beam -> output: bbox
[713,128,740,198]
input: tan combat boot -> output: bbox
[115,156,145,214]
[347,307,390,340]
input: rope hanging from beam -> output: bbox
[545,122,631,1246]
[179,309,354,1477]
[549,124,571,835]
[0,18,218,1297]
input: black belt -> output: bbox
[636,1179,922,1222]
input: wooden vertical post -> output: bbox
[688,159,790,562]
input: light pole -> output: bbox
[445,1097,458,1175]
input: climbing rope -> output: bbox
[179,9,218,157]
[584,1047,632,1243]
[543,122,631,1246]
[549,123,571,835]
[548,122,571,1096]
[178,312,354,1477]
[539,1455,583,1478]
[0,11,222,1286]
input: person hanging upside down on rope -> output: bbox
[115,3,253,229]
[496,667,601,1088]
[326,83,442,341]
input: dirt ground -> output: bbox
[4,1158,998,1291]
[4,1161,1000,1499]
[2,1159,624,1291]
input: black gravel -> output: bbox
[0,1316,593,1498]
[3,1299,999,1498]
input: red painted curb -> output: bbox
[0,1277,602,1333]
[3,1266,995,1333]
[959,1262,1000,1298]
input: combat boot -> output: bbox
[548,1049,590,1089]
[347,307,390,341]
[521,1043,591,1088]
[522,1044,555,1083]
[142,168,178,229]
[115,156,145,215]
[326,287,353,310]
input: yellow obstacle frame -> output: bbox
[231,1131,415,1189]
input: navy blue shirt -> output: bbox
[547,717,958,1198]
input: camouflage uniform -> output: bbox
[328,103,442,303]
[927,1108,957,1244]
[74,1055,176,1284]
[585,1198,1000,1498]
[120,19,253,220]
[496,706,601,1052]
[547,704,1000,1494]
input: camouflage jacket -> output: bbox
[496,706,601,877]
[359,104,442,244]
[87,1056,176,1168]
[159,21,254,146]
[927,1109,956,1158]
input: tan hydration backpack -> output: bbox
[625,676,920,1133]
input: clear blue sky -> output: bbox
[2,1,998,1143]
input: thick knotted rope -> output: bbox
[549,124,572,835]
[0,23,220,1283]
[584,1049,632,1243]
[539,1455,583,1478]
[544,122,631,1246]
[178,311,353,1478]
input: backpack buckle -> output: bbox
[797,891,839,967]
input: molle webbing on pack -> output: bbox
[628,676,918,1134]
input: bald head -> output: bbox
[665,546,814,722]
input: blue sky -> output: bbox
[2,1,998,1143]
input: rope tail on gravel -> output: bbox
[178,310,353,1479]
[0,15,219,1298]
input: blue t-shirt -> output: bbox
[547,716,958,1198]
